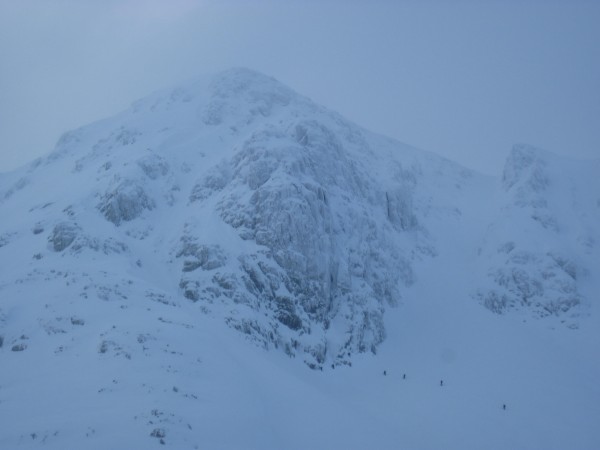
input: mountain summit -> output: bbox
[1,67,447,367]
[1,69,598,449]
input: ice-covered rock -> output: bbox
[137,154,170,180]
[98,180,155,225]
[474,146,598,321]
[49,222,80,252]
[0,67,598,449]
[502,144,550,193]
[477,249,581,317]
[0,68,597,376]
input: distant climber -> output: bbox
[403,373,406,380]
[503,404,506,410]
[383,370,387,376]
[440,380,444,387]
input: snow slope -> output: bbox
[0,68,598,449]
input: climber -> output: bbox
[383,370,387,376]
[403,373,406,380]
[440,380,444,387]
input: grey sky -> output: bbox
[1,0,599,175]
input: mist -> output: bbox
[1,0,599,174]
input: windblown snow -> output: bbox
[0,68,598,449]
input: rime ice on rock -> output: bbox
[98,181,155,226]
[475,144,595,320]
[0,68,596,379]
[0,67,598,449]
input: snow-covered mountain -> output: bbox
[476,144,599,322]
[0,68,598,449]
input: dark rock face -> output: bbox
[98,181,155,225]
[50,222,80,251]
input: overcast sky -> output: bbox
[1,0,599,175]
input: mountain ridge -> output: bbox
[0,68,598,449]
